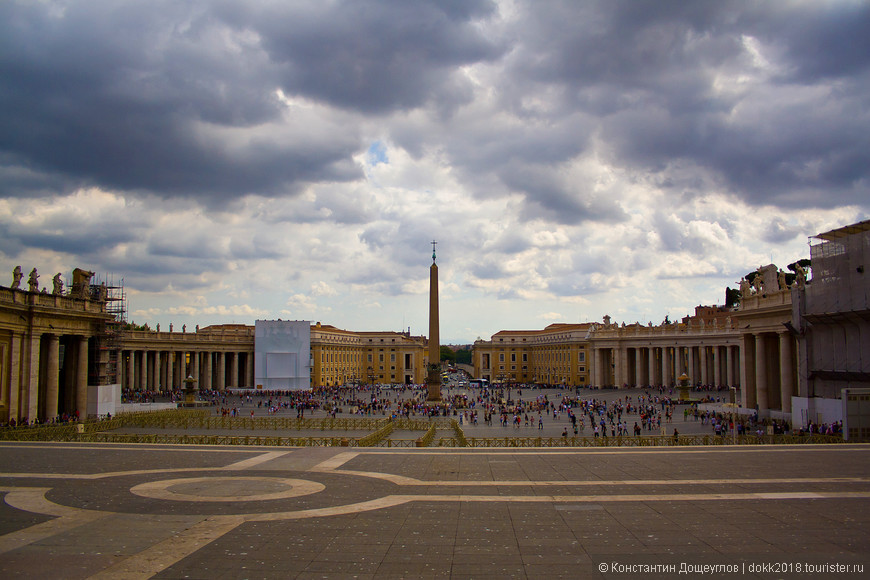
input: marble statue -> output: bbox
[52,273,63,295]
[11,266,22,289]
[739,277,751,297]
[170,323,174,332]
[28,268,39,292]
[603,315,612,327]
[182,324,186,333]
[751,275,763,295]
[72,268,95,298]
[777,269,788,291]
[795,263,807,288]
[156,323,160,332]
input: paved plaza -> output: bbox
[1,442,869,579]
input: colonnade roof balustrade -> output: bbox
[116,327,254,351]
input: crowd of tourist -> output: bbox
[0,383,844,438]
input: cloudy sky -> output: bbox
[2,0,868,343]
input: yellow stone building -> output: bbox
[472,323,593,386]
[310,323,428,387]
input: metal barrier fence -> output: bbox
[437,434,844,447]
[0,408,844,448]
[357,421,395,446]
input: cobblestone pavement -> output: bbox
[1,442,869,579]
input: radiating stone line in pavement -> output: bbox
[85,515,246,580]
[327,472,870,487]
[0,488,110,554]
[309,450,359,471]
[0,451,291,480]
[223,450,292,470]
[351,445,870,456]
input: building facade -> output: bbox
[4,221,866,427]
[1,279,115,424]
[473,323,593,386]
[793,220,870,427]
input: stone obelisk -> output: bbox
[426,241,441,401]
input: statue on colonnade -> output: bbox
[11,266,22,289]
[72,268,95,298]
[52,273,63,295]
[28,268,39,292]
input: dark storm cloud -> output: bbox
[502,0,870,209]
[1,0,867,221]
[246,0,503,114]
[0,210,141,258]
[0,0,502,204]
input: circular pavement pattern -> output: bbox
[130,476,326,502]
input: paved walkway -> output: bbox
[1,443,869,578]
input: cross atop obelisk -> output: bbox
[426,240,441,401]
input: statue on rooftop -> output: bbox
[777,269,788,291]
[739,277,751,298]
[52,273,63,295]
[72,268,95,298]
[751,275,763,295]
[795,263,807,288]
[11,266,22,290]
[28,268,39,292]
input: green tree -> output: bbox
[455,348,472,365]
[440,346,456,363]
[725,287,740,308]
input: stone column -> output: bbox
[216,352,225,391]
[45,334,60,421]
[7,332,22,423]
[699,346,708,385]
[590,348,599,386]
[713,346,722,387]
[647,348,656,387]
[726,346,735,387]
[635,348,644,387]
[248,353,255,388]
[779,332,794,414]
[24,332,41,422]
[76,336,88,417]
[755,333,768,413]
[173,352,182,390]
[153,350,161,391]
[740,335,756,409]
[126,351,134,390]
[137,351,146,391]
[203,352,212,390]
[662,346,672,387]
[192,351,200,386]
[687,346,695,384]
[231,352,239,389]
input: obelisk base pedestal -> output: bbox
[426,368,441,402]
